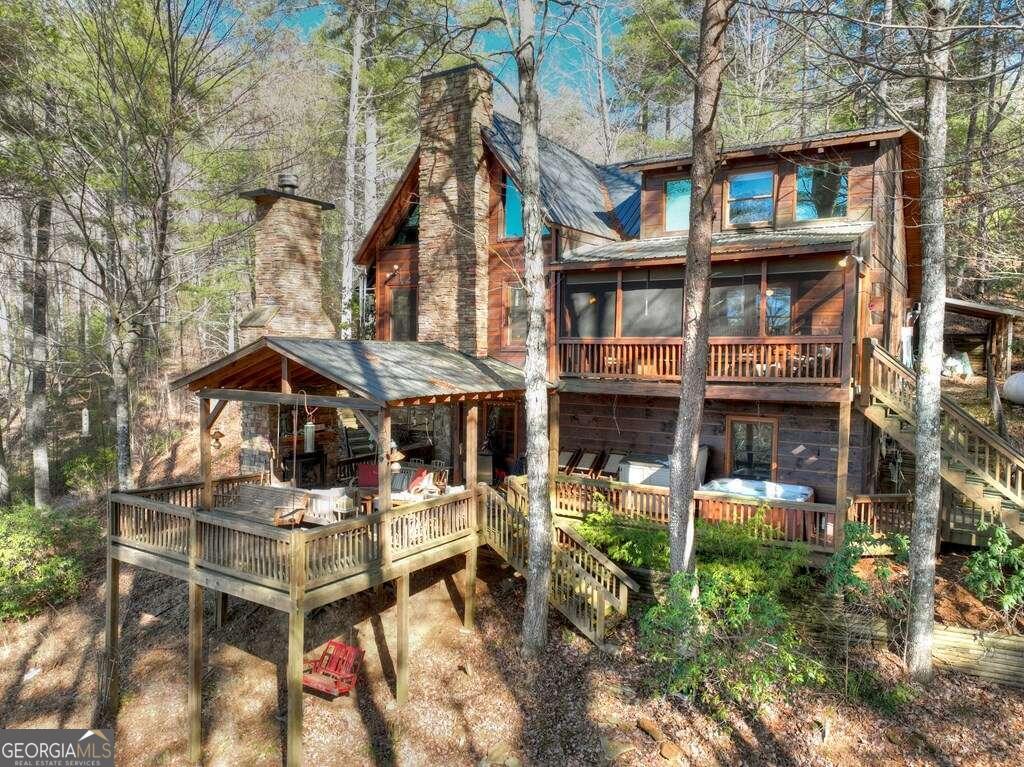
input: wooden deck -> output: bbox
[541,474,915,554]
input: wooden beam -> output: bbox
[207,399,229,430]
[396,573,410,705]
[197,388,380,411]
[286,529,306,767]
[378,408,393,567]
[281,357,291,395]
[200,399,213,510]
[451,404,463,485]
[465,404,479,485]
[103,541,120,718]
[548,391,560,513]
[463,545,477,630]
[834,400,852,552]
[187,581,203,764]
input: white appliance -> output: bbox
[618,457,670,487]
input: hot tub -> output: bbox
[699,477,815,503]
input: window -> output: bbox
[389,200,419,246]
[726,169,775,226]
[767,258,844,336]
[503,174,523,238]
[726,416,777,481]
[709,263,761,336]
[796,164,848,221]
[664,178,691,231]
[621,267,683,337]
[390,287,417,341]
[506,285,528,344]
[562,272,617,338]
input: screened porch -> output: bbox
[555,254,855,385]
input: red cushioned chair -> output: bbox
[302,640,364,697]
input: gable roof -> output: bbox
[484,113,641,240]
[558,221,873,265]
[171,337,526,405]
[620,125,909,171]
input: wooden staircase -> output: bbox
[478,483,638,647]
[860,339,1024,540]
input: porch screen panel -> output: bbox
[563,272,617,338]
[709,263,761,336]
[621,267,683,337]
[767,258,844,335]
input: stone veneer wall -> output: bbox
[239,193,336,478]
[417,65,493,356]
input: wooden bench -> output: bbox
[221,484,356,527]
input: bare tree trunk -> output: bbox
[592,6,613,163]
[874,0,893,125]
[0,418,10,507]
[907,0,951,686]
[363,87,378,231]
[667,0,728,574]
[517,0,552,658]
[109,325,136,490]
[29,192,51,506]
[339,10,365,340]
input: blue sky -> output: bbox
[279,2,623,101]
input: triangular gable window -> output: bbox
[389,200,419,246]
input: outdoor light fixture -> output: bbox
[211,430,225,450]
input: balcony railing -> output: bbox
[557,336,844,384]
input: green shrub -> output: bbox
[0,502,101,620]
[63,447,117,494]
[576,499,669,570]
[639,514,820,715]
[964,523,1024,618]
[842,667,917,715]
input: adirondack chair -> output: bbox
[302,639,364,697]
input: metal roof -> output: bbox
[172,337,526,404]
[620,125,909,170]
[945,296,1024,320]
[484,113,641,240]
[559,222,873,264]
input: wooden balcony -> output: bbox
[557,336,845,385]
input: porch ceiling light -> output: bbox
[211,430,225,450]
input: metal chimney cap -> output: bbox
[277,173,299,193]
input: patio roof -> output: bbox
[945,296,1024,321]
[170,337,527,406]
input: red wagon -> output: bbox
[302,640,364,697]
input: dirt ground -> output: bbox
[943,376,1024,446]
[853,550,1024,634]
[3,544,1024,767]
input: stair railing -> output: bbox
[863,338,1024,509]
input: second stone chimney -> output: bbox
[417,64,494,356]
[238,175,336,343]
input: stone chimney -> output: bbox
[238,174,336,343]
[236,175,335,478]
[417,64,494,356]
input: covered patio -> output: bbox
[103,337,526,766]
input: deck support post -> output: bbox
[286,607,304,767]
[187,581,203,764]
[548,391,559,511]
[834,400,852,552]
[396,573,410,705]
[463,544,477,630]
[465,404,478,485]
[214,592,228,627]
[102,549,120,718]
[378,407,393,568]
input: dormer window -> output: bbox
[664,178,691,231]
[796,163,849,221]
[725,169,775,227]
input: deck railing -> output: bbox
[850,493,914,536]
[110,483,481,593]
[126,474,267,508]
[865,339,1024,508]
[543,473,839,551]
[556,336,844,384]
